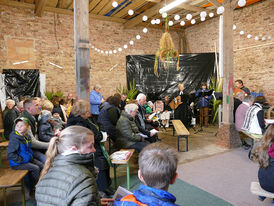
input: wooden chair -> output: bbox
[0,141,8,168]
[0,168,28,206]
[172,120,190,152]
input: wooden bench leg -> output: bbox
[186,135,189,152]
[3,187,7,206]
[177,135,189,152]
[113,165,117,189]
[173,125,175,136]
[177,135,180,152]
[126,163,130,190]
[21,178,26,206]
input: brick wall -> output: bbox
[0,5,179,99]
[184,0,274,104]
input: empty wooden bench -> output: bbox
[250,182,274,202]
[0,168,28,206]
[172,120,190,152]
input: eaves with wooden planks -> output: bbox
[0,0,262,30]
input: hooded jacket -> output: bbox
[35,153,101,206]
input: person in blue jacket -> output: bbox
[115,142,179,206]
[90,84,105,124]
[7,117,43,195]
[195,82,212,126]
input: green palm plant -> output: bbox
[209,77,223,124]
[116,79,138,100]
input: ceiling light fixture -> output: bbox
[159,0,187,14]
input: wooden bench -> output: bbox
[111,149,135,190]
[172,120,190,152]
[0,141,9,168]
[0,168,28,206]
[250,182,274,201]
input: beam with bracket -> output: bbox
[35,0,47,17]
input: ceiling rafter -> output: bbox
[111,0,145,18]
[207,0,222,7]
[90,0,109,14]
[89,0,101,12]
[35,0,47,16]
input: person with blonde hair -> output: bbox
[35,126,102,205]
[66,99,113,198]
[251,125,274,197]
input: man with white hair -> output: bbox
[116,103,149,152]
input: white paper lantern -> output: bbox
[129,40,134,45]
[112,1,118,8]
[109,51,113,54]
[162,12,167,18]
[233,24,237,30]
[174,15,180,21]
[124,45,128,49]
[142,15,148,21]
[254,36,259,40]
[151,19,156,25]
[105,51,108,54]
[136,35,141,40]
[91,45,94,49]
[238,0,246,7]
[186,14,192,20]
[180,21,185,26]
[159,8,163,14]
[201,17,205,22]
[113,50,117,53]
[128,9,134,16]
[247,34,252,39]
[168,21,173,26]
[209,12,214,17]
[101,50,104,54]
[262,36,266,41]
[240,31,244,35]
[118,48,122,52]
[200,11,207,18]
[155,19,161,24]
[217,6,224,15]
[143,28,148,33]
[191,19,196,24]
[268,36,272,40]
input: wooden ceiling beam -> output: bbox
[90,0,109,14]
[176,3,206,12]
[207,0,222,7]
[0,0,126,23]
[89,0,100,12]
[35,0,47,17]
[112,0,144,18]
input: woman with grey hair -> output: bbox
[90,84,104,124]
[3,99,19,139]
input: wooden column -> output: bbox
[74,0,90,100]
[216,0,241,148]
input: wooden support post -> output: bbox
[74,0,90,100]
[216,0,241,148]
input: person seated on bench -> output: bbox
[116,103,149,152]
[251,124,274,195]
[36,126,113,205]
[7,117,43,197]
[242,96,266,135]
[115,142,179,206]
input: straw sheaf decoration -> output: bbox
[154,32,179,76]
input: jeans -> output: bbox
[128,141,149,152]
[33,150,46,164]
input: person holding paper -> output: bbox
[195,82,212,126]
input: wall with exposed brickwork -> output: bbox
[0,5,179,99]
[184,0,274,104]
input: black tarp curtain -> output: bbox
[3,69,40,102]
[126,53,217,101]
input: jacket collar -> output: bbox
[121,111,134,121]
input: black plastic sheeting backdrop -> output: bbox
[126,53,217,101]
[3,69,41,102]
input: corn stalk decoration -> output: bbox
[154,17,179,76]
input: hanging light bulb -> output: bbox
[247,34,252,39]
[155,19,161,24]
[168,21,173,26]
[162,12,167,18]
[254,36,259,40]
[91,45,94,49]
[217,6,224,15]
[174,14,180,21]
[268,36,272,40]
[233,24,237,30]
[180,21,185,26]
[186,14,192,20]
[238,0,246,7]
[209,12,214,17]
[136,35,141,40]
[191,19,196,24]
[112,1,118,8]
[151,19,156,25]
[143,28,148,33]
[109,51,113,54]
[200,11,207,18]
[262,36,266,41]
[240,31,244,35]
[101,50,104,54]
[201,17,205,21]
[118,48,122,52]
[128,9,134,16]
[113,50,117,53]
[124,45,128,49]
[129,40,134,45]
[142,15,148,21]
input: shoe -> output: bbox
[258,196,266,201]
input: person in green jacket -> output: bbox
[35,125,113,206]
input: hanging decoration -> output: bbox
[153,16,179,76]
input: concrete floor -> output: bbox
[0,124,228,205]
